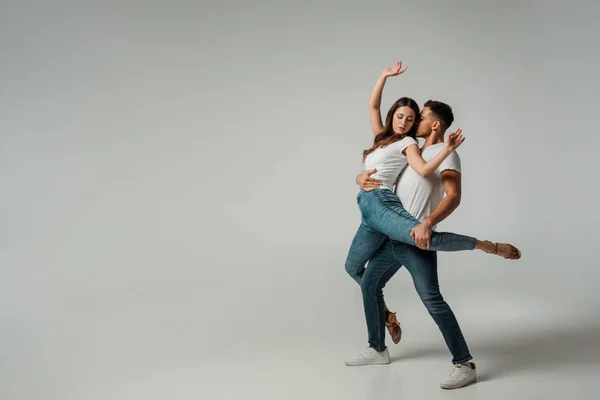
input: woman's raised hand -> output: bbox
[381,60,408,78]
[445,129,465,152]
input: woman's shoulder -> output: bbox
[390,136,418,147]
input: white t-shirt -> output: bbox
[363,136,418,190]
[394,143,461,230]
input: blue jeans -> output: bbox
[345,189,477,284]
[360,239,472,364]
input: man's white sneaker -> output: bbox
[440,362,477,389]
[344,347,391,366]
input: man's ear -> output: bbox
[432,120,441,131]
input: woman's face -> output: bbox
[392,106,416,135]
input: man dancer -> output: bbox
[345,101,479,390]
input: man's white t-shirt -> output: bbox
[394,143,461,230]
[363,136,418,191]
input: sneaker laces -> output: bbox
[361,347,376,356]
[449,364,468,378]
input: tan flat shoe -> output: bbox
[485,241,521,260]
[385,310,402,344]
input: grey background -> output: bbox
[1,0,599,399]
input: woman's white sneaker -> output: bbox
[440,362,477,389]
[344,347,391,366]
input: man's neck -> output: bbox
[421,131,445,149]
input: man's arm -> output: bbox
[423,169,462,227]
[410,169,462,249]
[356,169,382,191]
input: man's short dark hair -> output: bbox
[424,100,454,131]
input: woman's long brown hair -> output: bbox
[362,97,420,162]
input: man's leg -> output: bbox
[398,242,471,362]
[345,239,401,366]
[395,241,477,388]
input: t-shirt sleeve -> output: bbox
[438,151,461,174]
[398,136,418,154]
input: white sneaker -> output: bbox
[344,347,391,366]
[440,362,477,389]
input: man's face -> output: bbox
[415,107,435,138]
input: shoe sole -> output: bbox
[440,377,477,390]
[344,359,391,366]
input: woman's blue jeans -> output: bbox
[345,188,477,285]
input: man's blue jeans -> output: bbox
[345,188,477,284]
[360,239,472,364]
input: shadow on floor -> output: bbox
[390,324,600,381]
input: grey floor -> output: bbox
[21,327,600,400]
[4,274,599,400]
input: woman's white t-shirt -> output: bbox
[363,136,417,190]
